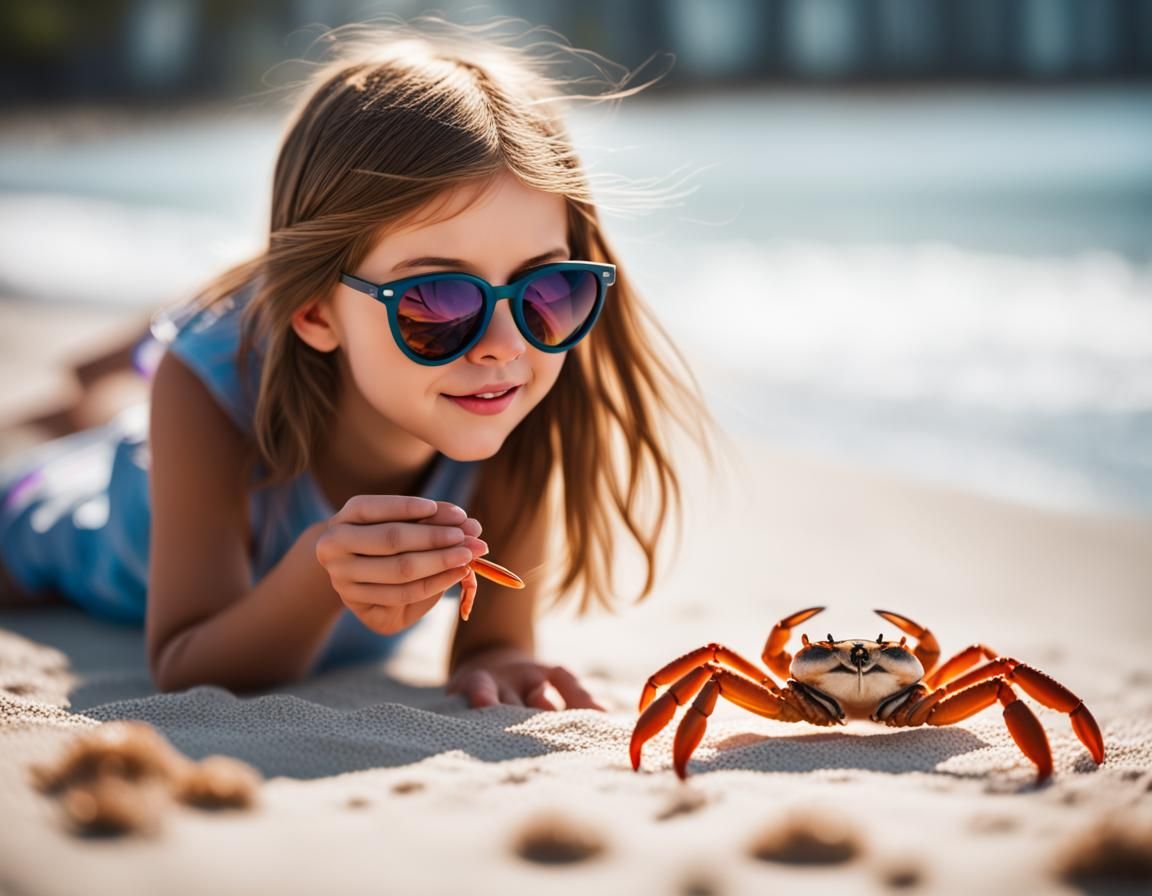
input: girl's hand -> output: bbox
[314,496,487,635]
[447,646,606,711]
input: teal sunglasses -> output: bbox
[339,261,616,366]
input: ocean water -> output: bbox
[0,88,1149,516]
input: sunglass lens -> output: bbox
[397,279,485,360]
[521,270,599,348]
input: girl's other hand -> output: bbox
[314,496,487,635]
[446,646,606,711]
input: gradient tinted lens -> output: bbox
[521,270,599,348]
[397,279,485,359]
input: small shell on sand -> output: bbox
[174,755,261,809]
[746,809,864,865]
[511,811,608,865]
[29,720,191,793]
[28,720,261,835]
[61,775,171,836]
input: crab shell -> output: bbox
[790,638,925,721]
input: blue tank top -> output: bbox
[0,285,479,671]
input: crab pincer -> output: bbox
[459,556,524,621]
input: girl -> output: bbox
[0,20,713,708]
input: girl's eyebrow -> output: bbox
[392,247,569,273]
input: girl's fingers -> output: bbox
[325,520,472,557]
[410,500,482,537]
[453,669,499,708]
[547,666,606,711]
[497,685,524,707]
[412,501,469,526]
[525,681,558,711]
[343,545,480,585]
[334,495,444,525]
[346,565,469,607]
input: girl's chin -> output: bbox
[435,434,507,463]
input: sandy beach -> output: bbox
[1,304,1150,895]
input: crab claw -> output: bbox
[762,606,824,679]
[873,609,941,674]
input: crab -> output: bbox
[629,607,1105,781]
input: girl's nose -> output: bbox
[468,301,525,363]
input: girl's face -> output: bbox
[293,171,570,467]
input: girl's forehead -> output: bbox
[365,173,569,275]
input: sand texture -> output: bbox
[2,435,1151,895]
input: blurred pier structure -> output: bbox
[2,0,1151,105]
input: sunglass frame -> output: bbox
[339,261,616,366]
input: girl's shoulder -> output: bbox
[145,282,263,435]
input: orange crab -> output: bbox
[630,607,1105,781]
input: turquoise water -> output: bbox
[0,87,1149,515]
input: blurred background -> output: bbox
[0,0,1150,517]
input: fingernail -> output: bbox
[464,537,488,556]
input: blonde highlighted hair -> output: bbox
[168,16,715,613]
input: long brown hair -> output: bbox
[164,17,716,614]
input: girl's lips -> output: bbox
[443,385,521,416]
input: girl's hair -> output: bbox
[167,16,715,614]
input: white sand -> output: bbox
[2,426,1150,895]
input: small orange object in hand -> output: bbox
[460,556,524,621]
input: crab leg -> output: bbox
[873,609,942,675]
[673,680,719,779]
[892,656,1104,780]
[637,643,774,712]
[762,606,825,679]
[935,658,1104,765]
[922,677,1054,780]
[630,665,712,771]
[924,643,999,690]
[632,665,832,778]
[458,556,524,622]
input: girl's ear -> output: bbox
[290,298,340,352]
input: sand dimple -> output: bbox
[968,812,1018,834]
[678,872,724,896]
[511,812,608,865]
[878,860,924,889]
[1055,813,1152,887]
[746,810,863,865]
[655,788,710,821]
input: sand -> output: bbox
[1,314,1151,894]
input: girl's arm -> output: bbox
[445,477,603,710]
[146,351,346,691]
[446,482,546,674]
